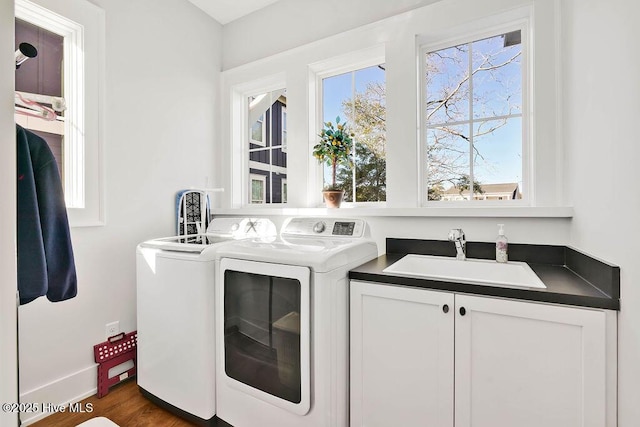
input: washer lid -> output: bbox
[138,234,230,253]
[138,218,277,253]
[216,236,378,272]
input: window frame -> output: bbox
[230,75,287,208]
[418,20,531,207]
[311,46,386,206]
[16,0,105,226]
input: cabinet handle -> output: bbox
[459,307,466,316]
[442,304,449,313]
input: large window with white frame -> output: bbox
[247,88,287,204]
[421,26,525,204]
[321,63,386,203]
[15,0,104,225]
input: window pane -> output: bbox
[473,117,522,200]
[251,115,264,143]
[425,44,470,125]
[427,125,470,201]
[472,32,522,120]
[424,30,523,203]
[247,89,287,204]
[321,64,386,202]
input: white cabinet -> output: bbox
[350,281,454,427]
[350,280,617,427]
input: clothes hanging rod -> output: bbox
[15,91,66,112]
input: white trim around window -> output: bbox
[229,73,286,208]
[309,44,386,206]
[16,0,105,226]
[418,20,530,207]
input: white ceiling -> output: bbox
[187,0,281,25]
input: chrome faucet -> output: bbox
[448,228,466,260]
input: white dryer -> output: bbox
[136,217,275,426]
[214,217,378,427]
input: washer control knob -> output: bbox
[313,221,326,234]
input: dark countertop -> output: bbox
[349,239,620,310]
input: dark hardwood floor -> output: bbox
[30,380,197,427]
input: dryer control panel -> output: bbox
[282,218,367,238]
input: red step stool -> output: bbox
[93,331,137,398]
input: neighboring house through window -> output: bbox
[250,173,266,204]
[247,89,287,204]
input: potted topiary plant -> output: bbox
[313,116,354,208]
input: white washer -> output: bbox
[214,217,378,427]
[136,218,275,425]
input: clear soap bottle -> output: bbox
[496,224,508,263]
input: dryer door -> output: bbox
[219,258,311,415]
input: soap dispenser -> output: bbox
[496,224,508,263]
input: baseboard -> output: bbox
[19,364,98,426]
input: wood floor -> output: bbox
[30,379,197,427]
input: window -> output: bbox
[422,29,524,204]
[250,174,266,204]
[251,114,265,146]
[321,64,386,203]
[15,0,105,226]
[247,89,287,204]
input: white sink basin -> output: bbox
[383,254,546,289]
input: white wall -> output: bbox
[222,0,443,70]
[562,0,640,424]
[219,0,638,424]
[15,0,222,424]
[0,0,19,424]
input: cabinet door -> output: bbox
[350,280,454,427]
[455,294,608,427]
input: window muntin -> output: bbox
[248,89,287,204]
[321,64,386,203]
[424,30,523,203]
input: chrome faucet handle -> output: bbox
[448,228,466,260]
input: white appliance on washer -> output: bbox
[136,217,275,426]
[214,217,378,427]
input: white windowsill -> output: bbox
[212,206,573,218]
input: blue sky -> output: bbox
[319,32,522,194]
